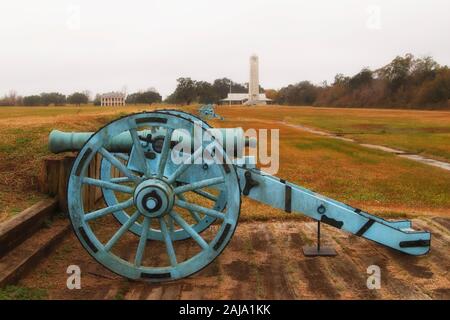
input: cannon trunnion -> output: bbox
[48,110,431,282]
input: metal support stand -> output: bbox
[302,221,337,256]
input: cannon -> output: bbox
[198,104,224,120]
[48,110,431,282]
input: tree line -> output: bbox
[165,78,249,105]
[275,54,450,109]
[0,91,90,106]
[164,54,449,109]
[0,90,162,106]
[124,90,162,105]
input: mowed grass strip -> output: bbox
[0,104,449,222]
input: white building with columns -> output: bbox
[101,92,126,106]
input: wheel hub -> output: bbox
[133,179,174,218]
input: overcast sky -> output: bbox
[1,0,449,98]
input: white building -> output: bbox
[221,55,272,105]
[222,93,271,105]
[101,92,126,106]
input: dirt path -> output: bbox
[18,218,450,300]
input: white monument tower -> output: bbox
[220,54,271,105]
[248,54,260,105]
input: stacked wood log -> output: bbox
[39,154,104,213]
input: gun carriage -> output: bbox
[48,110,430,282]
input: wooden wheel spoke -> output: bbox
[175,199,225,220]
[134,217,151,267]
[129,128,151,177]
[84,198,133,222]
[167,215,175,233]
[99,147,140,183]
[82,177,133,193]
[173,177,224,195]
[159,218,177,266]
[109,177,132,184]
[193,189,218,202]
[176,193,201,222]
[169,211,209,250]
[167,146,204,184]
[157,128,174,178]
[114,153,129,161]
[104,211,140,251]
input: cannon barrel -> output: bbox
[49,130,131,153]
[49,128,256,154]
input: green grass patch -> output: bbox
[294,137,385,164]
[0,285,47,300]
[284,108,450,161]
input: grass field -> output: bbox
[0,104,449,222]
[220,106,450,162]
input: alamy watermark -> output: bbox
[167,121,280,175]
[66,265,81,290]
[66,4,81,31]
[366,265,381,290]
[366,5,382,30]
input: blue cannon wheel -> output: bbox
[99,110,227,241]
[68,111,241,281]
[100,110,226,241]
